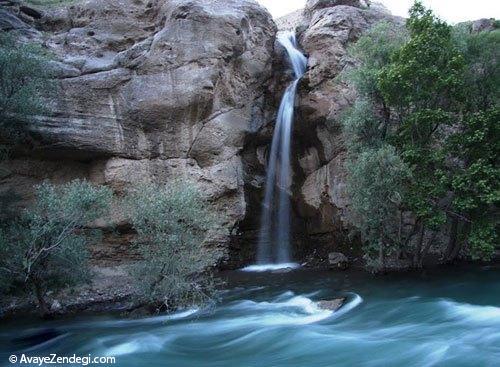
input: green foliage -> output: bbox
[0,33,55,223]
[469,221,498,261]
[0,33,53,130]
[450,109,499,211]
[379,2,464,112]
[342,1,500,268]
[126,181,217,309]
[448,108,500,259]
[342,99,384,153]
[0,180,112,313]
[462,29,500,110]
[347,145,410,270]
[345,21,408,99]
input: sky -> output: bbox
[256,0,500,24]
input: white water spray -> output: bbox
[255,31,307,268]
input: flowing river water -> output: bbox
[1,265,499,366]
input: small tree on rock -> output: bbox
[0,180,112,315]
[126,181,217,311]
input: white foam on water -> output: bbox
[225,291,363,326]
[226,295,333,326]
[417,343,451,367]
[330,293,363,320]
[23,333,69,353]
[439,300,500,322]
[68,308,199,331]
[104,334,167,357]
[72,292,366,359]
[240,263,300,272]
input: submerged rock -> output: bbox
[317,298,345,311]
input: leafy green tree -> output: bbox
[379,3,465,113]
[444,26,499,261]
[371,2,465,266]
[347,145,410,271]
[341,20,412,271]
[447,108,499,260]
[0,180,112,315]
[342,99,384,153]
[346,21,408,100]
[343,1,499,269]
[126,181,217,310]
[455,26,500,111]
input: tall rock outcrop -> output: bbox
[0,0,276,266]
[273,0,402,261]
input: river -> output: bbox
[2,265,499,366]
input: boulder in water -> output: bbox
[317,298,345,311]
[328,252,349,270]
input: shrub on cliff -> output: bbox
[126,181,217,310]
[0,180,112,315]
[0,33,53,133]
[0,32,54,182]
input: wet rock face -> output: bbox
[1,0,276,265]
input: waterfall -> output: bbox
[255,31,307,267]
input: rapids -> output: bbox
[2,265,499,366]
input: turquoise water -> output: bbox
[1,265,500,366]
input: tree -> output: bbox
[126,181,217,310]
[443,26,499,261]
[0,180,112,315]
[342,1,499,269]
[454,26,500,111]
[447,108,499,260]
[341,20,412,271]
[369,2,466,266]
[347,145,410,271]
[346,21,408,101]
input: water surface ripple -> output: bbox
[1,266,499,367]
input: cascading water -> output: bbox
[251,31,307,270]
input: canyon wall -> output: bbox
[1,0,404,270]
[0,0,277,268]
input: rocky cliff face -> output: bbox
[0,0,277,270]
[232,0,402,265]
[1,0,404,273]
[296,0,401,261]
